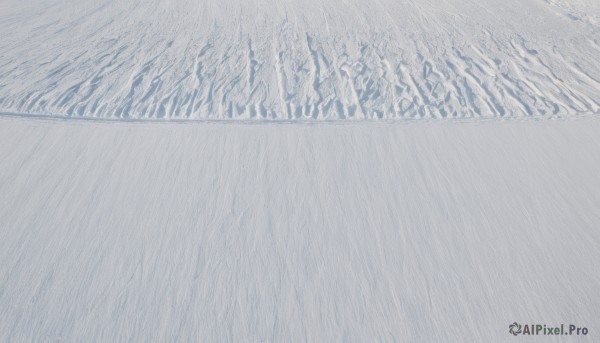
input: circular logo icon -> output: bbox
[509,322,522,336]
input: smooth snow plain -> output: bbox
[1,116,599,342]
[1,0,600,341]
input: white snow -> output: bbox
[1,0,600,341]
[0,0,599,119]
[1,116,599,341]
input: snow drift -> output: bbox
[1,0,599,119]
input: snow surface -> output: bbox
[1,0,600,341]
[1,116,600,341]
[0,0,599,119]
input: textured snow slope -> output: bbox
[1,116,599,341]
[1,0,599,119]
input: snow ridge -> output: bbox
[1,0,599,120]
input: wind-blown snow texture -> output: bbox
[1,0,599,119]
[1,117,600,341]
[2,0,600,341]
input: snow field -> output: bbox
[0,116,599,341]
